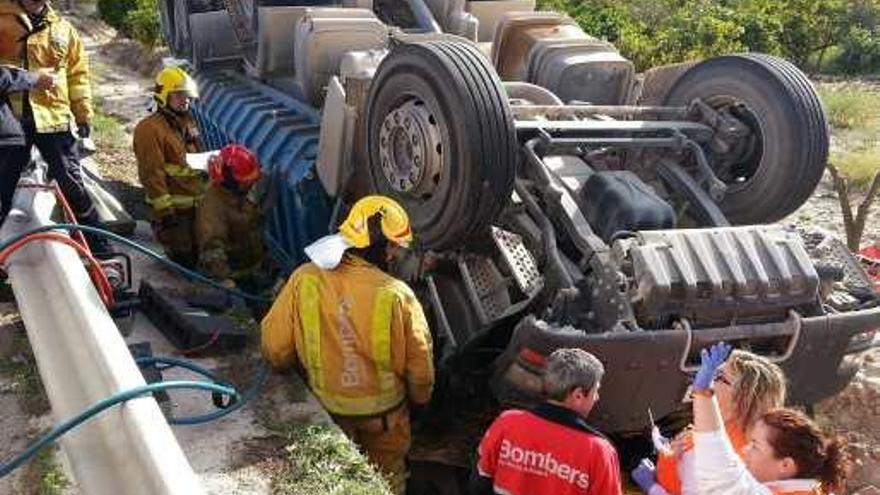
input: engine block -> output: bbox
[618,226,820,328]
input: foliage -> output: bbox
[125,0,163,48]
[97,0,161,47]
[538,0,880,74]
[96,0,137,31]
[270,424,391,495]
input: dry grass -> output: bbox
[830,149,880,190]
[819,86,880,130]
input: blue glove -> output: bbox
[631,458,657,493]
[692,341,732,392]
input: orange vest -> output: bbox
[656,423,748,494]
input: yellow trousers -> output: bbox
[334,406,410,495]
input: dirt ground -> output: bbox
[0,5,877,495]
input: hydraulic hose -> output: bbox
[0,381,236,478]
[0,358,271,478]
[0,223,271,303]
[0,222,273,476]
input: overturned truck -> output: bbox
[161,0,880,434]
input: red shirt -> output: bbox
[476,404,623,495]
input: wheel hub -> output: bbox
[379,99,443,196]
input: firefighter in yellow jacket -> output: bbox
[133,67,204,267]
[197,144,265,288]
[0,0,106,249]
[262,196,435,494]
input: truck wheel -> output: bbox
[365,40,517,250]
[664,54,828,224]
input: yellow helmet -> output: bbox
[339,195,413,248]
[153,66,198,107]
[304,196,413,270]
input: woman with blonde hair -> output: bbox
[633,349,788,495]
[691,344,850,495]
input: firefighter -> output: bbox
[0,66,55,223]
[196,143,265,289]
[133,66,204,267]
[0,0,107,249]
[471,348,623,495]
[261,195,435,495]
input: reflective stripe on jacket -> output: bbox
[0,2,92,132]
[261,254,435,416]
[196,182,265,280]
[133,110,204,216]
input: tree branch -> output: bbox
[854,167,880,245]
[827,163,859,251]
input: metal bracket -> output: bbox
[677,310,804,372]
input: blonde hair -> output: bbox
[727,350,787,429]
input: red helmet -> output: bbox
[209,144,261,187]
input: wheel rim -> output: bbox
[705,95,765,190]
[378,98,444,198]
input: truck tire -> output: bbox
[664,54,828,224]
[365,40,517,250]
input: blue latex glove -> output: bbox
[631,458,657,493]
[692,341,732,392]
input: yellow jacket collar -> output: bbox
[0,2,60,28]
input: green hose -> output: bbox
[0,224,275,477]
[0,380,237,478]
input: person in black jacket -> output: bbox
[0,66,55,225]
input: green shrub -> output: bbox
[125,0,162,47]
[536,0,880,74]
[97,0,137,31]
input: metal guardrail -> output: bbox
[192,69,332,271]
[1,180,204,495]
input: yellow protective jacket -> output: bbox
[0,1,92,132]
[262,255,435,416]
[133,110,204,216]
[196,183,265,280]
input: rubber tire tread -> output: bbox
[664,53,828,224]
[365,40,516,249]
[748,53,828,212]
[432,40,515,239]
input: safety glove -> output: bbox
[692,342,732,392]
[631,458,658,493]
[77,122,91,139]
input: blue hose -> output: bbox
[0,223,272,303]
[0,224,275,477]
[0,380,236,478]
[0,358,271,478]
[135,356,270,425]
